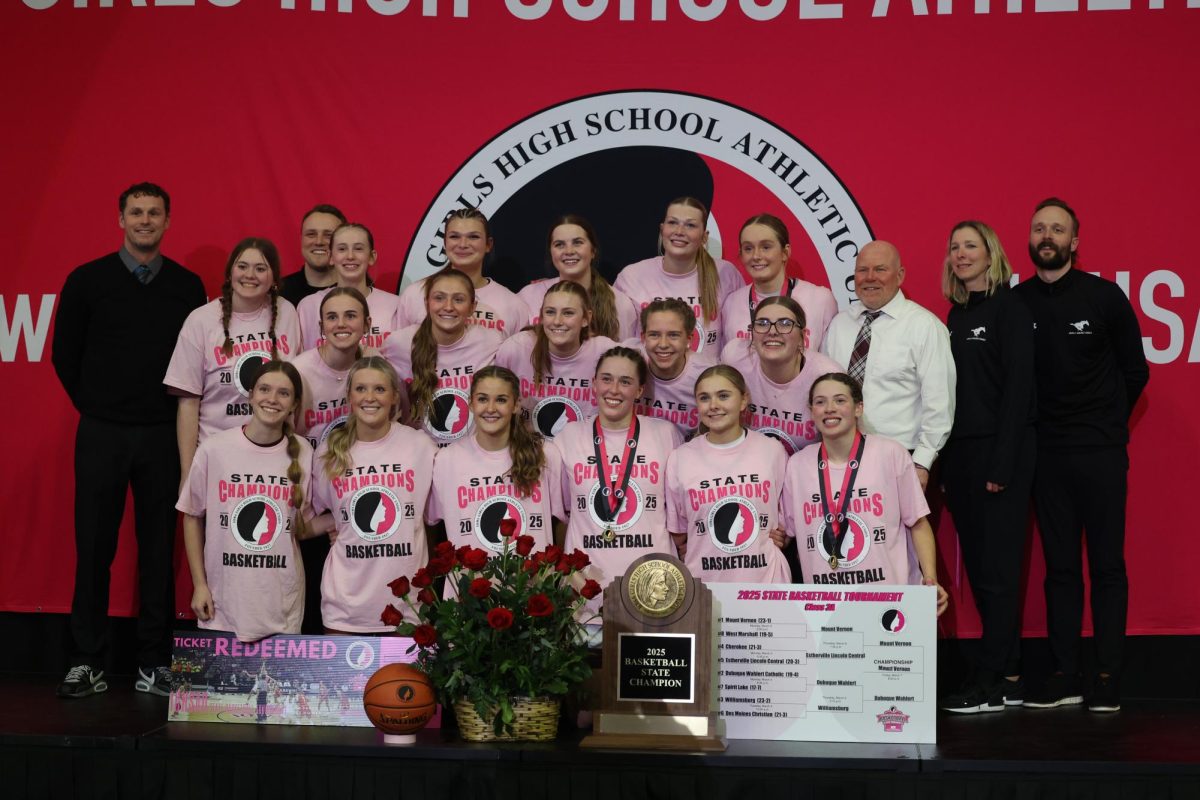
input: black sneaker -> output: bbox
[1088,675,1121,713]
[1025,673,1083,708]
[135,666,173,697]
[1000,677,1026,707]
[941,680,1004,714]
[57,665,108,699]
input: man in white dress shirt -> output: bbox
[822,240,955,490]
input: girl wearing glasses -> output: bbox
[720,296,841,456]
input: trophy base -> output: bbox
[580,732,726,752]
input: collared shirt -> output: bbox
[821,290,956,469]
[118,245,164,282]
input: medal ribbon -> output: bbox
[593,416,640,523]
[817,432,867,565]
[748,277,798,319]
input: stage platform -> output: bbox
[3,672,1198,800]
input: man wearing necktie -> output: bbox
[822,240,955,491]
[51,183,206,700]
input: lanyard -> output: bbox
[593,416,641,531]
[817,432,866,569]
[749,277,798,318]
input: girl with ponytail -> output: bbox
[312,356,437,631]
[496,281,617,439]
[614,197,744,357]
[397,208,530,338]
[166,237,301,484]
[178,361,321,642]
[517,215,642,340]
[426,367,563,582]
[383,267,502,447]
[296,222,401,351]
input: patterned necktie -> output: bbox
[847,310,882,384]
[133,264,153,285]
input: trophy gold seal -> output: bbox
[627,560,686,618]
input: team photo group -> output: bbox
[50,181,1148,720]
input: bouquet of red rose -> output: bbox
[382,523,602,736]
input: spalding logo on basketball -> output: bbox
[707,496,758,554]
[231,496,283,553]
[533,396,582,438]
[817,511,869,569]
[756,426,797,456]
[234,351,270,398]
[425,388,471,442]
[362,663,437,738]
[473,496,526,552]
[586,479,644,532]
[349,486,401,542]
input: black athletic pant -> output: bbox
[942,430,1034,678]
[1031,447,1129,677]
[70,415,179,670]
[299,536,330,634]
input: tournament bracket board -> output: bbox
[709,583,935,744]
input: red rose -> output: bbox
[428,555,455,576]
[412,624,438,647]
[537,545,563,565]
[456,545,473,564]
[417,588,436,605]
[523,559,541,574]
[434,541,455,558]
[387,576,410,597]
[411,568,433,589]
[380,603,404,626]
[555,558,572,574]
[566,549,591,570]
[515,535,535,557]
[462,548,489,571]
[581,580,602,600]
[468,577,492,599]
[526,593,554,617]
[499,518,518,538]
[487,607,514,630]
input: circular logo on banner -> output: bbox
[587,479,644,532]
[424,388,471,442]
[533,396,582,437]
[349,486,402,542]
[231,495,284,552]
[756,426,798,456]
[345,641,376,670]
[881,609,907,634]
[707,496,758,554]
[402,91,871,307]
[473,495,526,552]
[816,511,869,569]
[234,351,270,398]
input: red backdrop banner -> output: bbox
[2,2,1196,637]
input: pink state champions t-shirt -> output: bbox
[719,347,844,457]
[495,331,617,439]
[613,256,745,357]
[719,279,839,354]
[427,436,563,556]
[553,415,683,616]
[292,348,352,450]
[382,324,502,447]
[665,429,791,584]
[517,279,642,341]
[632,348,715,439]
[311,422,436,631]
[176,425,312,642]
[296,287,401,351]
[781,434,930,587]
[165,298,302,442]
[398,277,530,338]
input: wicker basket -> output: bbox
[453,696,560,742]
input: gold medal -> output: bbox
[829,554,839,570]
[603,527,615,543]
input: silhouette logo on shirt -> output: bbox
[816,511,869,569]
[319,415,349,445]
[234,351,271,398]
[473,496,527,553]
[349,486,402,542]
[424,388,471,442]
[707,496,759,554]
[586,479,645,533]
[231,495,284,552]
[756,427,798,456]
[881,608,907,634]
[689,323,704,354]
[533,397,582,438]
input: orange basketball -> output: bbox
[363,663,437,735]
